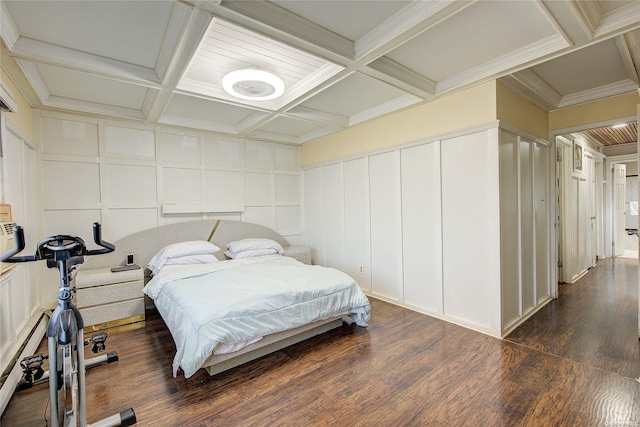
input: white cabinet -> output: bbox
[74,266,144,331]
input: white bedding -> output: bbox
[143,255,371,378]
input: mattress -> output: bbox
[143,255,370,378]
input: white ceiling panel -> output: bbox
[2,0,640,145]
[160,94,255,134]
[530,39,632,95]
[272,0,411,41]
[30,63,150,110]
[300,72,408,117]
[3,0,174,68]
[385,1,560,82]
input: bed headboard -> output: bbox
[79,220,290,276]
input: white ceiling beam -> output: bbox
[557,79,638,108]
[186,0,432,100]
[285,106,349,128]
[193,0,354,59]
[614,35,640,86]
[500,71,561,111]
[437,34,570,94]
[10,37,161,85]
[146,7,214,122]
[355,0,474,64]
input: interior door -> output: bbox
[613,163,626,257]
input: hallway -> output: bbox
[506,256,640,381]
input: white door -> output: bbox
[613,163,626,257]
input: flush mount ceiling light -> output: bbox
[222,69,285,101]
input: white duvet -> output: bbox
[143,255,371,378]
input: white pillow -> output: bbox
[226,238,284,255]
[148,240,220,274]
[164,254,219,267]
[225,248,278,259]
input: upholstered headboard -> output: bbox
[79,220,290,277]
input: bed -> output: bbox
[79,220,371,378]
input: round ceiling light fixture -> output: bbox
[222,69,285,101]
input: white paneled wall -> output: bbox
[39,112,301,247]
[441,131,501,332]
[0,118,41,380]
[343,158,371,292]
[499,129,551,334]
[303,126,552,337]
[369,151,403,302]
[401,143,442,314]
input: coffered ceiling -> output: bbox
[1,0,640,145]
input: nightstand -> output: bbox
[284,245,312,265]
[74,266,145,332]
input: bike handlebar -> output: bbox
[0,222,114,263]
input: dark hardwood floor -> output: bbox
[2,257,639,426]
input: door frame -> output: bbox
[548,115,637,299]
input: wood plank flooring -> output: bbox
[2,257,639,426]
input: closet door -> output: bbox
[369,151,403,301]
[534,142,550,303]
[401,142,442,313]
[344,158,371,292]
[321,163,345,271]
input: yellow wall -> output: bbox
[549,92,639,131]
[301,81,498,168]
[1,55,33,141]
[496,81,548,140]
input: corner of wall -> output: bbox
[496,81,549,140]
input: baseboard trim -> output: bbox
[0,313,48,415]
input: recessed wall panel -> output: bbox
[276,206,300,235]
[43,161,100,205]
[499,130,520,328]
[245,173,271,206]
[42,117,99,157]
[321,163,345,271]
[107,164,157,204]
[157,132,200,164]
[244,206,273,229]
[204,137,243,169]
[105,126,155,160]
[108,208,158,241]
[206,170,242,205]
[164,168,202,203]
[304,168,324,265]
[344,157,371,292]
[275,174,300,205]
[43,209,102,242]
[401,142,442,313]
[245,142,272,170]
[369,151,402,301]
[275,146,299,171]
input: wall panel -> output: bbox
[369,151,403,302]
[499,131,520,328]
[401,142,442,313]
[441,131,500,331]
[303,168,324,264]
[40,112,301,245]
[321,163,346,271]
[343,157,371,292]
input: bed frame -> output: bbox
[79,219,341,377]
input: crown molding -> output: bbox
[350,94,421,127]
[355,0,472,63]
[557,80,638,108]
[437,34,569,94]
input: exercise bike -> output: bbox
[2,223,136,427]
